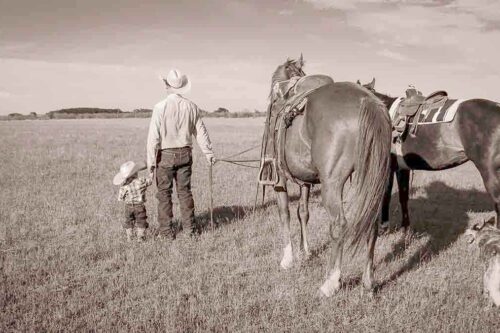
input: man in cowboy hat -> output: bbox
[147,69,215,239]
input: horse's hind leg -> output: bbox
[276,187,293,269]
[396,169,411,231]
[363,220,378,292]
[298,184,311,257]
[319,179,348,297]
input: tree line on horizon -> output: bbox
[2,106,266,120]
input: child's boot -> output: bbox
[125,228,133,242]
[136,228,146,242]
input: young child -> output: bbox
[113,161,153,242]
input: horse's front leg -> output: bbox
[381,155,397,233]
[380,166,395,233]
[276,187,293,269]
[297,184,311,257]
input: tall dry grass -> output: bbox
[1,118,499,332]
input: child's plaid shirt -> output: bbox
[118,177,153,204]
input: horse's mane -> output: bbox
[268,58,305,100]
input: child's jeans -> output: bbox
[124,203,148,229]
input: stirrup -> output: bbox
[258,157,279,186]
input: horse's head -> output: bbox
[357,78,376,92]
[270,54,306,98]
[357,78,398,109]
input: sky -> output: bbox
[0,0,499,115]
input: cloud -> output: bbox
[306,0,449,10]
[0,91,12,99]
[451,0,500,23]
[377,49,410,61]
[278,9,294,15]
[304,0,500,71]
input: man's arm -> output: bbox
[193,105,215,163]
[146,103,162,172]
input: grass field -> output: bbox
[1,118,499,332]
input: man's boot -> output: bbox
[125,228,133,242]
[136,228,146,242]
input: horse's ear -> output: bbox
[356,79,361,85]
[485,217,496,227]
[297,53,304,68]
[367,78,376,90]
[471,222,483,230]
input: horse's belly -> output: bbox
[401,122,467,170]
[284,115,320,183]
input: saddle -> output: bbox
[258,75,334,188]
[392,87,448,141]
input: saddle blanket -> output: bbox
[389,98,464,124]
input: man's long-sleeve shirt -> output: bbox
[146,93,214,170]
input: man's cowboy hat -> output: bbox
[160,69,191,95]
[113,161,145,185]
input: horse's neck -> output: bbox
[375,92,397,109]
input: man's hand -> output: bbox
[207,155,216,165]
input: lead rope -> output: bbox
[207,145,262,229]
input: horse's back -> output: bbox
[307,82,374,119]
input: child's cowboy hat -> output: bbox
[113,161,144,185]
[160,69,191,95]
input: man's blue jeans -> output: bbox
[156,147,197,238]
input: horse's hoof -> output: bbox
[316,289,329,299]
[362,278,376,298]
[361,286,376,299]
[298,250,312,260]
[280,257,293,270]
[378,222,390,236]
[319,281,340,298]
[280,244,293,269]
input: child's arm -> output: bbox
[139,176,154,188]
[118,186,127,201]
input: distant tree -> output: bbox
[29,112,37,118]
[213,107,229,114]
[48,108,123,115]
[8,113,25,120]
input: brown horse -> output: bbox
[266,58,391,296]
[359,78,500,231]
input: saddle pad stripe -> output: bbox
[418,99,463,124]
[435,99,455,122]
[389,97,403,120]
[443,99,463,122]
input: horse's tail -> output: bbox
[347,96,392,250]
